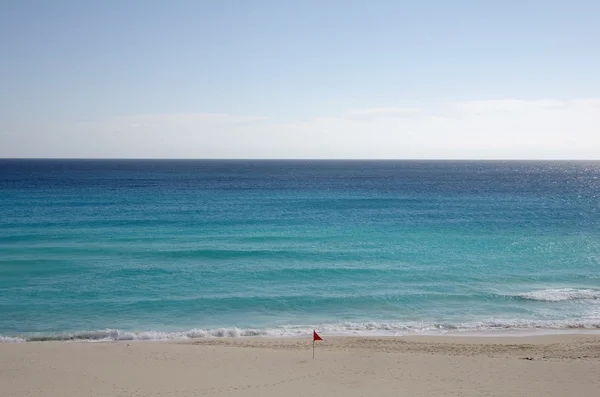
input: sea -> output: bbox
[1,160,599,342]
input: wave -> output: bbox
[2,319,600,343]
[0,336,26,343]
[515,288,600,302]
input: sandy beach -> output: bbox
[2,334,599,397]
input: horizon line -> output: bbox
[1,158,600,162]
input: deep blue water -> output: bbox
[1,160,599,341]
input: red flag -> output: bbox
[313,330,323,341]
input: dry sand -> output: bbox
[2,334,600,396]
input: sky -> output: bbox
[1,0,599,159]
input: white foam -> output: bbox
[0,336,25,343]
[516,288,600,302]
[2,319,599,343]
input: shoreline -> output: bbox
[3,327,600,343]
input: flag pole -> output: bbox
[312,330,322,359]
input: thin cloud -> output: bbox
[1,99,599,159]
[444,99,570,115]
[350,107,422,117]
[116,112,268,127]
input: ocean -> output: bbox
[1,160,599,342]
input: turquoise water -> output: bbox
[1,160,599,342]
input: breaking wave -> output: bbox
[2,319,600,343]
[0,335,26,343]
[515,288,600,302]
